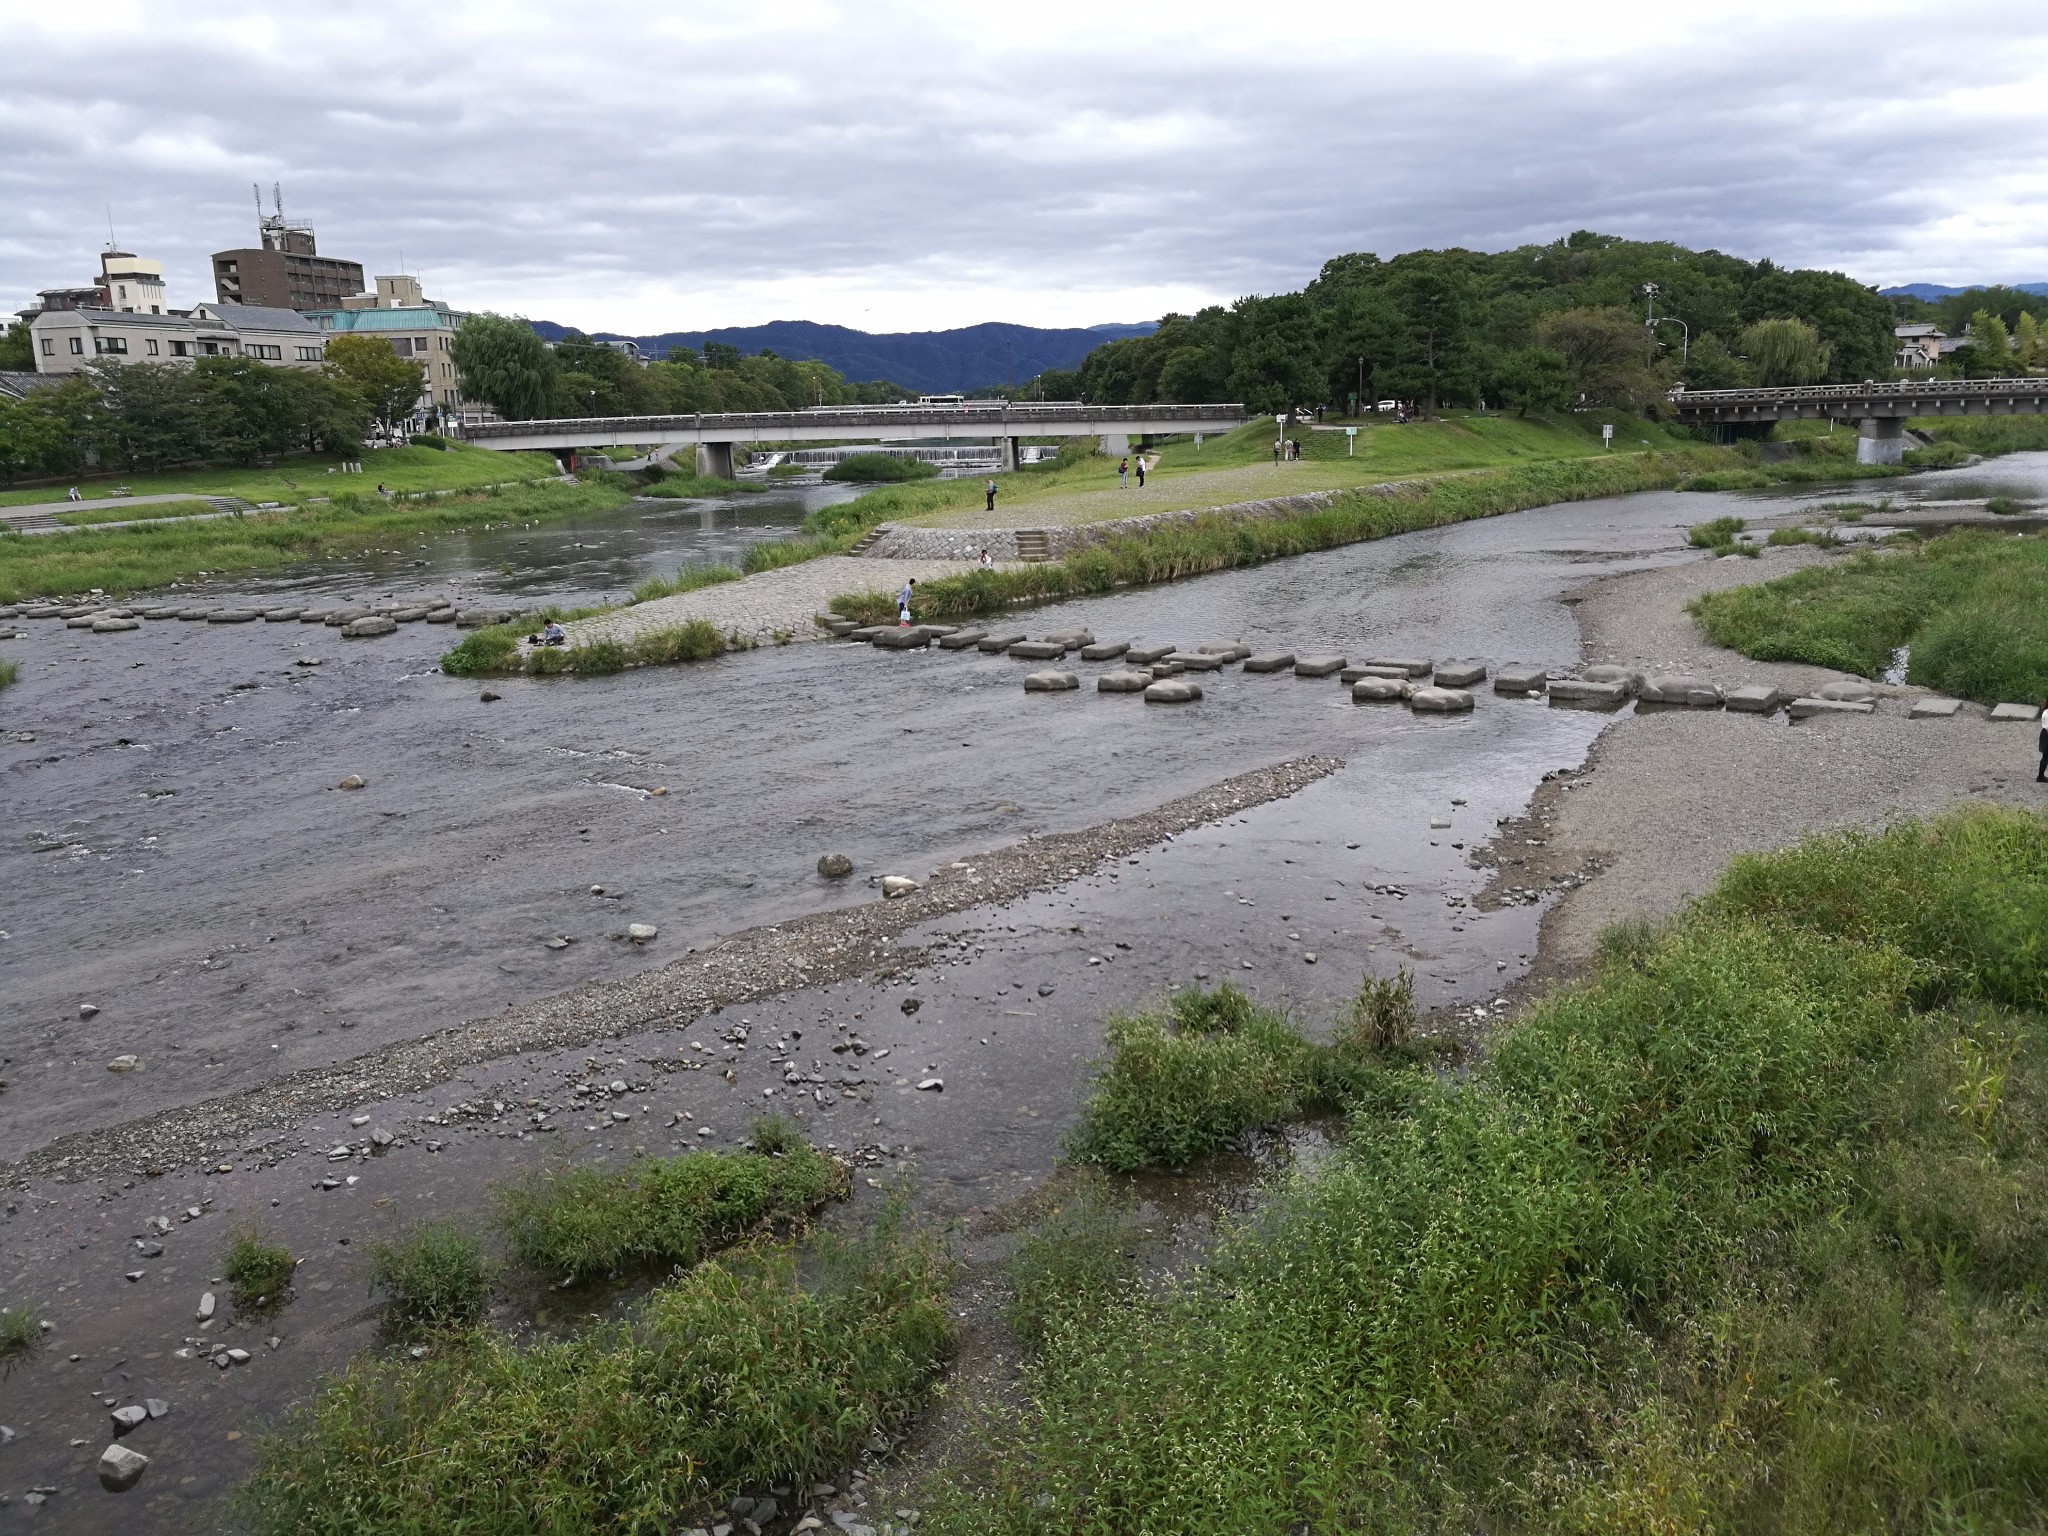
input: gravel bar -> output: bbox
[8,755,1342,1187]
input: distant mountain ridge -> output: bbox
[1880,282,2048,301]
[525,318,1155,394]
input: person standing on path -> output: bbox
[2038,703,2047,782]
[897,578,915,626]
[1272,439,1282,465]
[985,477,998,512]
[1118,456,1129,488]
[1135,456,1147,488]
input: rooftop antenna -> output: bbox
[273,182,283,219]
[105,204,117,250]
[253,182,263,220]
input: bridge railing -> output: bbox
[462,402,1250,440]
[1670,378,2048,408]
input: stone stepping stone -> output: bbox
[847,625,892,642]
[1078,640,1128,661]
[0,606,16,619]
[1990,702,2043,722]
[263,609,301,622]
[1640,675,1723,708]
[328,609,372,627]
[1244,653,1296,673]
[1409,686,1475,713]
[1098,669,1153,693]
[66,615,102,628]
[1433,661,1488,688]
[343,615,398,638]
[389,607,432,623]
[1199,643,1250,662]
[871,628,931,649]
[177,608,212,621]
[1787,697,1874,719]
[938,629,988,649]
[208,610,260,624]
[23,605,65,618]
[1725,684,1781,713]
[1492,665,1548,695]
[1008,640,1067,660]
[1143,679,1202,703]
[58,605,96,617]
[1581,664,1645,696]
[977,631,1027,652]
[1163,651,1225,671]
[1341,664,1408,683]
[1149,659,1186,676]
[1909,697,1961,718]
[1023,670,1079,691]
[299,610,331,623]
[1294,656,1347,677]
[452,611,492,628]
[142,608,180,619]
[1351,677,1407,702]
[1364,656,1432,677]
[424,609,458,624]
[91,617,140,632]
[1547,679,1628,708]
[1125,643,1176,665]
[1817,679,1876,702]
[922,624,960,636]
[1042,629,1093,648]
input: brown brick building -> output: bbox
[212,211,364,312]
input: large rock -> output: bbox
[1124,643,1176,665]
[1547,678,1629,708]
[627,922,658,941]
[1433,661,1487,688]
[1163,651,1224,671]
[817,853,854,879]
[1097,669,1154,693]
[1078,640,1129,661]
[1243,652,1296,673]
[1294,655,1347,677]
[1580,664,1645,696]
[110,1405,149,1433]
[1007,640,1067,660]
[1640,674,1723,708]
[1023,670,1079,691]
[1787,696,1875,719]
[1351,677,1406,702]
[1492,664,1548,695]
[881,875,921,898]
[1818,679,1877,703]
[976,631,1027,652]
[343,615,399,638]
[1143,679,1202,703]
[937,629,987,649]
[98,1443,149,1493]
[1724,684,1781,713]
[1364,656,1432,677]
[871,627,931,649]
[1409,686,1475,713]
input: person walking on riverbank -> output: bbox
[897,578,915,626]
[2038,703,2047,782]
[985,477,997,512]
[1118,457,1129,488]
[1135,456,1147,488]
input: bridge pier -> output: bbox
[999,437,1021,471]
[695,441,736,480]
[1856,417,1905,466]
[1099,432,1129,457]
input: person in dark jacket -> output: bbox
[2038,703,2047,782]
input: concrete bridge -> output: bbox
[457,402,1250,477]
[1670,378,2048,464]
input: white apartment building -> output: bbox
[29,301,326,374]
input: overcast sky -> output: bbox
[3,1,2045,335]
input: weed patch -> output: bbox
[823,452,939,482]
[631,562,740,603]
[223,1229,296,1309]
[0,1304,39,1366]
[367,1223,491,1337]
[1005,1172,1141,1351]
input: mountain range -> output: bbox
[525,318,1154,394]
[1879,283,2048,301]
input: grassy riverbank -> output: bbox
[0,478,629,604]
[1690,529,2048,702]
[923,805,2048,1533]
[0,441,556,510]
[829,449,1725,624]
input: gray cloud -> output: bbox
[2,1,2044,333]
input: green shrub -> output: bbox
[367,1223,491,1336]
[741,532,847,573]
[1687,515,1747,548]
[0,1303,39,1365]
[495,1136,846,1282]
[407,434,449,450]
[1987,494,2021,514]
[223,1228,297,1309]
[1677,468,1773,491]
[0,658,15,691]
[822,452,939,483]
[1903,440,1971,468]
[1764,524,1840,547]
[239,1209,952,1534]
[436,624,521,676]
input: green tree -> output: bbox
[323,334,425,431]
[88,360,226,472]
[1740,266,1890,381]
[1680,333,1748,390]
[2015,311,2041,367]
[1536,306,1662,408]
[450,314,558,421]
[0,389,82,479]
[1490,346,1574,415]
[1223,294,1326,415]
[0,322,32,372]
[1378,255,1480,415]
[1737,318,1832,386]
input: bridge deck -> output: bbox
[1672,378,2048,423]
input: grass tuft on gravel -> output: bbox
[0,1303,40,1365]
[494,1132,848,1283]
[223,1228,297,1309]
[920,804,2048,1535]
[367,1222,492,1337]
[1689,528,2048,701]
[0,658,16,692]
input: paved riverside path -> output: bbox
[0,492,243,534]
[559,555,1005,647]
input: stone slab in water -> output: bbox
[1352,677,1406,702]
[847,625,892,641]
[1294,656,1346,677]
[1908,697,1961,718]
[1787,696,1875,719]
[1548,679,1628,708]
[1492,664,1548,694]
[1098,669,1153,693]
[1163,651,1225,671]
[263,609,301,622]
[871,627,931,650]
[1817,679,1877,702]
[343,615,399,638]
[1409,686,1475,713]
[1078,641,1129,661]
[207,610,259,624]
[329,609,371,627]
[1150,659,1185,676]
[1022,670,1079,691]
[1243,652,1296,673]
[91,617,140,632]
[424,609,457,624]
[1041,629,1094,648]
[1433,661,1487,688]
[1580,664,1645,695]
[1125,643,1176,665]
[178,608,212,621]
[1341,664,1409,683]
[1724,684,1781,713]
[299,610,331,623]
[1364,656,1432,677]
[389,607,431,623]
[1990,702,2043,722]
[65,615,100,628]
[1199,643,1250,661]
[1008,640,1067,660]
[1640,674,1723,708]
[977,631,1027,652]
[938,629,987,650]
[1143,679,1203,703]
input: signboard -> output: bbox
[1345,425,1358,456]
[1601,423,1614,447]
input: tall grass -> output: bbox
[924,805,2048,1534]
[494,1135,847,1283]
[223,1228,297,1309]
[367,1223,492,1337]
[240,1207,952,1535]
[0,658,16,692]
[1689,529,2048,701]
[441,617,726,677]
[630,562,740,604]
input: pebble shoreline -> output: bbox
[5,756,1342,1189]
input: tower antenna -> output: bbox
[105,204,116,249]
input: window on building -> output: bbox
[69,337,85,355]
[146,338,160,356]
[96,336,129,354]
[249,343,282,360]
[170,341,189,357]
[40,337,54,356]
[297,345,323,361]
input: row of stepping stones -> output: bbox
[0,600,524,639]
[828,622,2046,723]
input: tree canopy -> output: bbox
[323,335,427,430]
